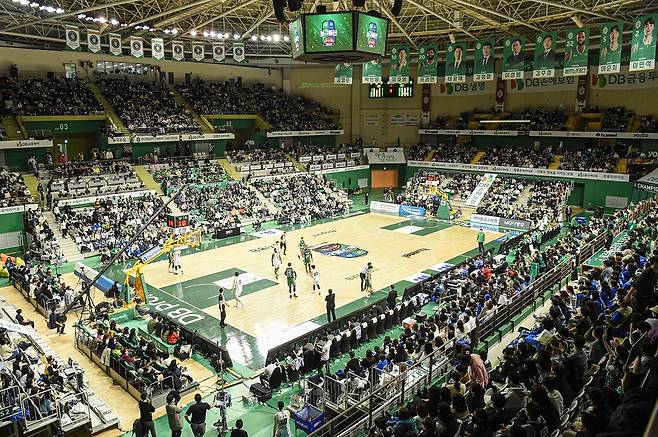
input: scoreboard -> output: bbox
[369,79,414,98]
[166,213,190,235]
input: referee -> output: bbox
[359,262,372,291]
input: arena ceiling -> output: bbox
[1,0,658,57]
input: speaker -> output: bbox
[273,0,286,23]
[288,0,303,12]
[316,5,327,13]
[354,0,366,6]
[391,0,403,17]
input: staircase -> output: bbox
[22,174,41,204]
[249,186,278,216]
[471,151,486,164]
[615,158,628,174]
[565,113,577,131]
[86,82,130,135]
[516,186,533,207]
[42,211,85,262]
[628,116,640,133]
[218,158,242,180]
[133,165,163,194]
[287,154,306,172]
[166,83,215,133]
[1,116,25,139]
[161,196,184,215]
[549,155,562,170]
[426,150,435,161]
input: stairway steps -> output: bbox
[133,165,164,194]
[218,158,242,180]
[1,116,25,140]
[471,151,486,164]
[426,150,435,161]
[286,154,306,172]
[21,174,40,204]
[41,211,85,263]
[548,155,562,170]
[86,82,130,135]
[167,84,214,133]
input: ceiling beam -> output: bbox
[441,0,546,33]
[156,0,231,27]
[405,0,477,40]
[0,0,137,34]
[180,0,260,36]
[374,0,418,48]
[128,0,216,28]
[240,10,274,39]
[527,0,630,23]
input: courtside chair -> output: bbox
[360,322,369,343]
[330,335,340,359]
[392,306,400,324]
[377,314,386,335]
[350,327,359,349]
[340,331,350,354]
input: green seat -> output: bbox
[483,333,500,350]
[534,296,544,310]
[473,343,488,357]
[497,322,513,339]
[544,289,553,301]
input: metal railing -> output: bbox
[0,386,21,422]
[56,391,91,432]
[20,389,58,430]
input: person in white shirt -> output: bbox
[173,249,183,275]
[311,264,320,294]
[273,401,291,437]
[271,247,282,279]
[231,272,244,308]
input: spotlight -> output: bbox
[210,31,216,37]
[273,34,280,42]
[190,30,197,36]
[203,31,209,37]
[449,33,456,44]
[171,28,178,34]
[110,18,119,25]
[233,34,240,40]
[283,35,289,42]
[251,35,258,41]
[224,32,229,39]
[571,14,583,28]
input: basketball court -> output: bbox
[131,212,504,369]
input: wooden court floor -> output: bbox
[139,213,503,352]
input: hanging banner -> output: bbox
[591,69,658,90]
[630,15,657,72]
[172,41,184,61]
[465,173,498,207]
[575,75,588,112]
[212,43,225,62]
[233,43,245,63]
[151,38,165,60]
[563,27,589,76]
[334,63,353,84]
[445,43,466,83]
[362,58,382,83]
[533,32,557,78]
[495,78,505,112]
[417,45,438,84]
[421,84,431,127]
[598,22,623,74]
[192,42,204,61]
[389,45,410,84]
[502,35,526,80]
[109,33,122,56]
[130,37,144,58]
[65,25,80,51]
[473,39,495,82]
[87,30,101,53]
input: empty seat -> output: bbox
[340,331,350,354]
[376,314,385,334]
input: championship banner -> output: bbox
[192,43,204,61]
[598,22,623,74]
[533,32,557,78]
[563,27,589,76]
[233,43,245,63]
[334,63,353,84]
[87,30,101,53]
[151,38,165,60]
[362,58,382,84]
[109,33,122,56]
[172,42,184,61]
[417,45,438,84]
[65,26,80,51]
[389,45,410,84]
[495,78,505,111]
[130,37,144,58]
[445,43,466,83]
[502,36,526,80]
[575,75,588,111]
[630,15,657,72]
[212,43,225,62]
[473,39,495,82]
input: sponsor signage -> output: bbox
[370,200,400,215]
[106,136,131,144]
[366,150,407,164]
[0,204,38,215]
[112,133,235,144]
[56,190,154,206]
[0,139,53,149]
[418,129,520,136]
[317,165,369,174]
[267,130,344,138]
[529,130,658,139]
[471,214,531,231]
[407,160,630,182]
[399,205,426,217]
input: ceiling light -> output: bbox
[233,34,240,40]
[571,14,583,28]
[77,14,86,18]
[29,3,38,7]
[171,28,178,35]
[251,35,258,41]
[273,34,280,42]
[55,8,64,13]
[190,29,197,36]
[283,35,289,42]
[210,31,216,37]
[164,29,171,34]
[260,35,265,41]
[98,16,106,23]
[110,18,119,25]
[224,32,229,39]
[266,35,272,41]
[202,31,209,37]
[448,33,456,44]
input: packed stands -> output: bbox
[0,167,33,207]
[639,114,658,132]
[601,106,634,132]
[498,107,568,131]
[98,78,199,134]
[430,143,478,163]
[145,159,227,194]
[285,143,363,171]
[407,144,431,161]
[176,80,251,115]
[479,147,554,168]
[559,146,620,173]
[53,194,168,260]
[252,174,350,224]
[226,148,296,176]
[0,77,102,116]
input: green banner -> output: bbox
[563,27,590,76]
[533,32,557,78]
[502,36,526,80]
[389,45,410,84]
[417,45,438,83]
[445,43,467,83]
[630,15,657,72]
[473,39,495,82]
[598,22,623,74]
[362,58,382,84]
[334,63,353,84]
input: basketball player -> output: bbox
[173,249,183,275]
[280,232,287,255]
[231,272,244,308]
[285,263,298,298]
[302,247,313,274]
[272,247,282,279]
[168,250,174,274]
[310,264,320,294]
[298,237,306,259]
[364,265,374,294]
[218,287,227,328]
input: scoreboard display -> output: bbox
[355,13,388,56]
[369,79,414,98]
[166,213,189,229]
[304,12,354,53]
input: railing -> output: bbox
[56,391,91,432]
[0,385,21,423]
[20,389,58,431]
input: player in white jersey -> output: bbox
[272,247,282,279]
[310,264,320,294]
[232,271,244,308]
[173,249,183,275]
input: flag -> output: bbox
[334,63,353,84]
[65,25,80,50]
[212,43,225,62]
[563,28,589,76]
[192,42,204,61]
[172,41,184,61]
[130,36,144,58]
[533,31,557,78]
[630,15,658,72]
[362,58,382,84]
[87,30,100,53]
[233,43,245,63]
[502,35,526,80]
[389,45,410,84]
[151,38,165,60]
[109,33,122,56]
[417,45,438,83]
[598,22,623,74]
[473,39,496,82]
[445,43,467,83]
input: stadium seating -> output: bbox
[0,77,102,116]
